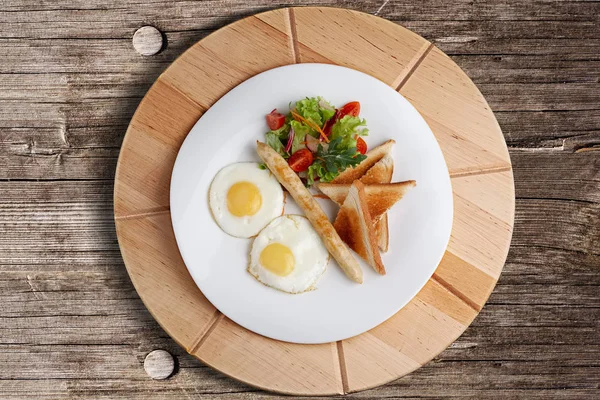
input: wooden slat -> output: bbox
[113,80,204,217]
[432,252,496,311]
[400,46,512,176]
[115,212,217,350]
[160,13,294,109]
[290,7,430,87]
[195,316,344,396]
[343,280,477,393]
[447,170,514,280]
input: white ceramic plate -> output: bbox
[170,64,453,344]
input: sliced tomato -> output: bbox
[288,149,314,172]
[266,109,286,130]
[339,101,360,117]
[356,137,367,154]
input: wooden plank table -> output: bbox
[0,1,598,398]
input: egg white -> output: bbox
[249,215,330,294]
[209,162,284,238]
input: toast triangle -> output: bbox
[360,154,394,185]
[333,180,385,275]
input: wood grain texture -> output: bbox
[115,212,217,350]
[399,46,512,176]
[1,0,598,398]
[114,80,205,217]
[195,317,344,395]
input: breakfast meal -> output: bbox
[249,215,330,294]
[207,97,416,293]
[208,162,284,238]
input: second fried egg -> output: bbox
[249,215,330,294]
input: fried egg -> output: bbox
[249,215,330,294]
[209,162,284,238]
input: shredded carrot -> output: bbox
[291,111,330,143]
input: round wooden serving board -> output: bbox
[114,7,514,395]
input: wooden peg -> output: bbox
[133,26,163,56]
[144,350,175,380]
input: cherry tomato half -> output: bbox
[266,109,286,130]
[356,137,367,155]
[288,149,314,172]
[339,101,360,117]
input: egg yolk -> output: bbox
[227,181,262,217]
[259,243,295,276]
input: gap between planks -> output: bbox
[393,42,434,91]
[187,309,224,355]
[335,340,349,394]
[450,165,512,179]
[286,8,300,64]
[431,273,481,313]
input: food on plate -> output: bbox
[329,139,395,184]
[374,214,389,252]
[256,141,363,283]
[360,153,394,185]
[263,97,370,186]
[361,154,394,251]
[209,162,284,238]
[358,154,394,251]
[316,181,416,221]
[317,144,416,265]
[333,180,385,275]
[205,97,416,290]
[249,215,330,294]
[288,148,313,173]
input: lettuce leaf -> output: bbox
[330,115,368,149]
[295,97,335,128]
[265,132,287,158]
[267,122,290,139]
[317,97,336,122]
[307,163,337,187]
[290,120,309,154]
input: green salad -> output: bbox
[264,97,369,186]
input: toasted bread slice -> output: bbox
[330,140,395,184]
[334,181,385,274]
[317,181,416,221]
[360,154,394,185]
[375,214,389,252]
[359,154,394,251]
